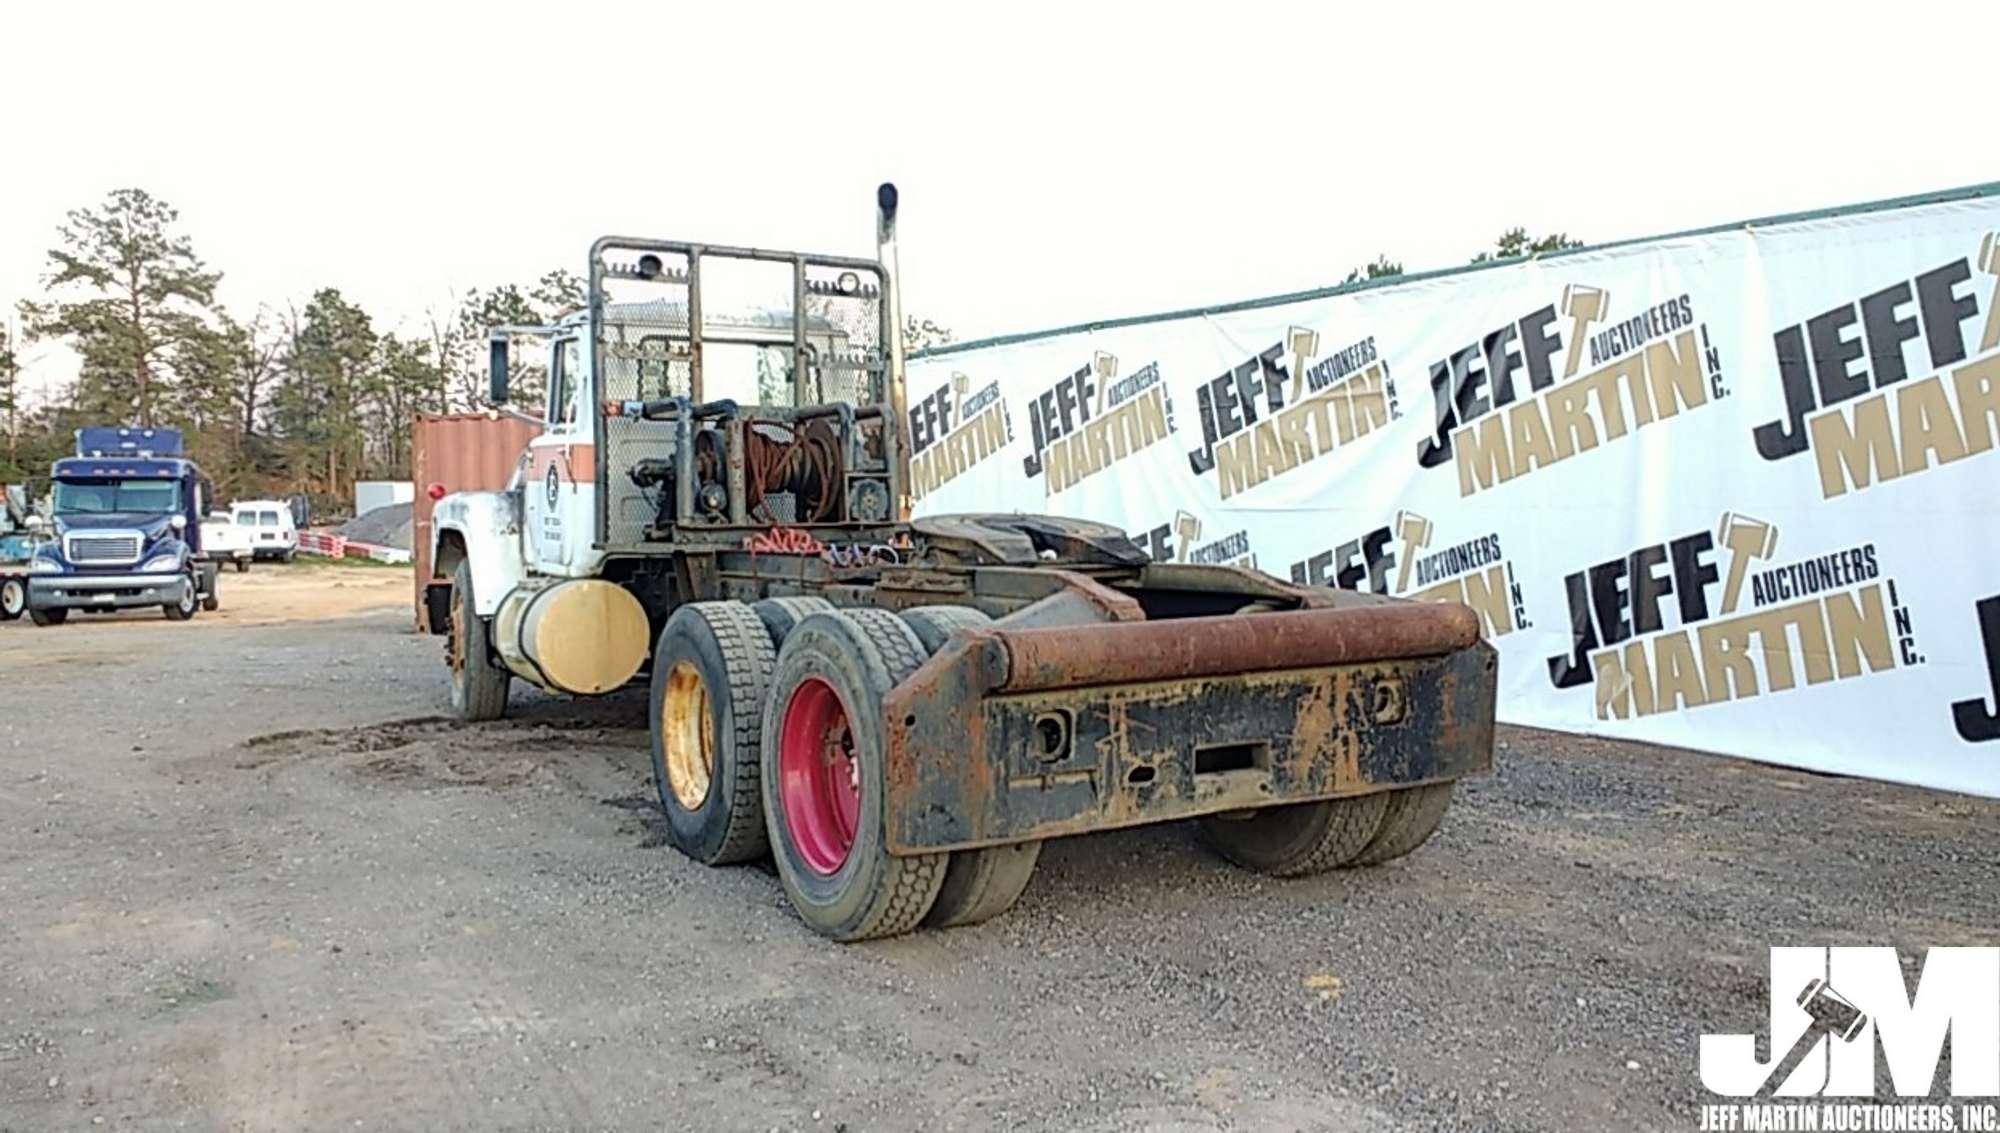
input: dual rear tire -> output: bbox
[1198,784,1455,876]
[649,600,1041,941]
[647,598,1453,940]
[757,608,947,940]
[649,602,776,866]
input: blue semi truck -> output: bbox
[21,426,220,626]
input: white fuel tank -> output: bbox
[492,578,650,695]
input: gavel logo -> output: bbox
[1715,511,1780,616]
[1796,978,1868,1042]
[1287,326,1320,403]
[1092,351,1118,414]
[1748,978,1871,1096]
[1394,510,1433,594]
[1173,510,1202,563]
[1978,232,2000,354]
[1560,284,1611,379]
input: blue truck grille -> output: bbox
[64,533,143,564]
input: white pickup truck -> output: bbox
[200,511,255,572]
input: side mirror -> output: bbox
[489,336,510,405]
[169,514,187,532]
[24,514,45,533]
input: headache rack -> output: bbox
[586,239,904,552]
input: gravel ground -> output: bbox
[0,595,1994,1131]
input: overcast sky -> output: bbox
[4,0,1994,397]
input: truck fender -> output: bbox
[430,489,525,619]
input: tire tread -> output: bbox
[1353,783,1455,866]
[450,561,510,721]
[750,595,834,648]
[900,605,1043,929]
[1202,793,1391,878]
[897,604,991,655]
[830,608,942,940]
[677,601,778,864]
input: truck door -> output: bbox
[525,337,587,573]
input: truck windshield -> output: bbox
[53,478,180,516]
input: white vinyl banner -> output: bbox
[906,189,2000,798]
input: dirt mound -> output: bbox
[228,715,648,793]
[339,503,413,549]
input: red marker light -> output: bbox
[426,482,447,501]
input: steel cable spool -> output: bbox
[746,420,840,524]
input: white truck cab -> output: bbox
[426,277,872,717]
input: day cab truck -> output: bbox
[22,426,221,625]
[427,185,1498,941]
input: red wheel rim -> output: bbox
[778,677,862,875]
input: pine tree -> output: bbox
[274,289,377,499]
[1472,228,1585,264]
[20,189,220,426]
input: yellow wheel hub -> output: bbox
[662,661,716,811]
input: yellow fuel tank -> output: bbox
[494,579,650,695]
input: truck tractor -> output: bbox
[24,426,221,625]
[428,185,1497,941]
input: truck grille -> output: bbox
[64,532,143,565]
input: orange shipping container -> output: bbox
[410,409,542,631]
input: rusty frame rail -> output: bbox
[989,602,1479,691]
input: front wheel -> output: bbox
[761,609,947,942]
[0,577,24,621]
[447,561,510,720]
[234,558,249,573]
[199,564,220,612]
[162,576,198,621]
[29,606,68,627]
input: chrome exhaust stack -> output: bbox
[876,182,912,521]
